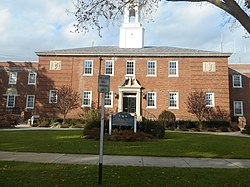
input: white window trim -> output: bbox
[9,72,17,84]
[104,91,113,108]
[232,75,242,88]
[104,60,114,76]
[205,92,215,107]
[234,101,243,116]
[83,60,93,76]
[26,95,35,109]
[49,90,58,104]
[146,92,157,109]
[147,60,157,77]
[82,91,92,107]
[126,60,135,76]
[168,61,179,77]
[28,72,37,85]
[6,95,15,108]
[168,92,179,109]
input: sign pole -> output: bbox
[99,92,105,185]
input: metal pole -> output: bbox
[99,93,105,185]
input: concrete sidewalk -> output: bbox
[1,151,250,168]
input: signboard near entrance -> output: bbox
[98,75,110,93]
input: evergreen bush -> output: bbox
[158,110,176,128]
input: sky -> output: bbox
[0,0,249,63]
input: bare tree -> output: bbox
[186,90,209,121]
[69,0,250,35]
[56,85,80,123]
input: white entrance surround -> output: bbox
[118,77,142,117]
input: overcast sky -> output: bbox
[0,0,249,63]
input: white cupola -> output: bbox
[119,0,144,48]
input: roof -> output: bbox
[36,46,231,57]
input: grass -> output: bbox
[0,130,250,159]
[0,161,250,187]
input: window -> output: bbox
[126,60,135,76]
[234,101,243,116]
[82,91,92,107]
[168,92,179,109]
[84,60,93,75]
[232,75,242,88]
[105,60,114,76]
[168,61,178,77]
[205,92,214,107]
[26,95,35,109]
[28,72,37,85]
[9,72,17,84]
[147,92,156,108]
[7,95,15,108]
[49,90,57,103]
[104,91,113,107]
[147,61,156,76]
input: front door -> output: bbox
[123,93,136,113]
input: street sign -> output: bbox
[98,75,110,93]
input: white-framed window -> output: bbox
[82,91,92,107]
[147,92,156,108]
[126,60,135,76]
[26,95,35,109]
[205,92,215,107]
[28,72,37,85]
[232,75,242,88]
[49,90,57,103]
[9,72,17,84]
[104,91,113,108]
[168,61,178,77]
[234,101,243,116]
[147,61,157,76]
[168,92,179,109]
[6,95,15,108]
[84,60,93,75]
[105,60,114,76]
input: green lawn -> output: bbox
[0,161,250,187]
[0,130,250,158]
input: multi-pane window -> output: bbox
[232,75,242,88]
[84,60,93,75]
[9,72,17,84]
[26,95,35,109]
[234,101,243,116]
[168,61,178,77]
[126,60,135,75]
[205,92,214,107]
[28,72,37,85]
[82,91,92,107]
[7,95,15,108]
[104,91,113,107]
[105,60,114,75]
[49,90,57,103]
[147,92,156,108]
[168,92,179,109]
[147,61,156,76]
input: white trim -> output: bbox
[104,60,114,76]
[168,92,179,109]
[146,92,157,109]
[9,72,17,84]
[26,95,35,109]
[205,92,215,107]
[28,72,37,85]
[234,101,243,116]
[126,60,135,76]
[49,90,57,103]
[146,60,157,77]
[83,60,93,76]
[82,91,92,107]
[104,91,113,108]
[168,61,178,77]
[6,95,15,108]
[232,75,242,88]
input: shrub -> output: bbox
[138,120,165,139]
[241,124,250,135]
[202,121,230,129]
[38,121,50,127]
[106,130,154,141]
[158,110,176,128]
[176,120,200,130]
[81,108,101,122]
[64,118,85,126]
[84,128,100,140]
[83,120,101,135]
[231,125,240,132]
[219,126,229,132]
[0,114,19,128]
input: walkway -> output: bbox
[1,151,250,168]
